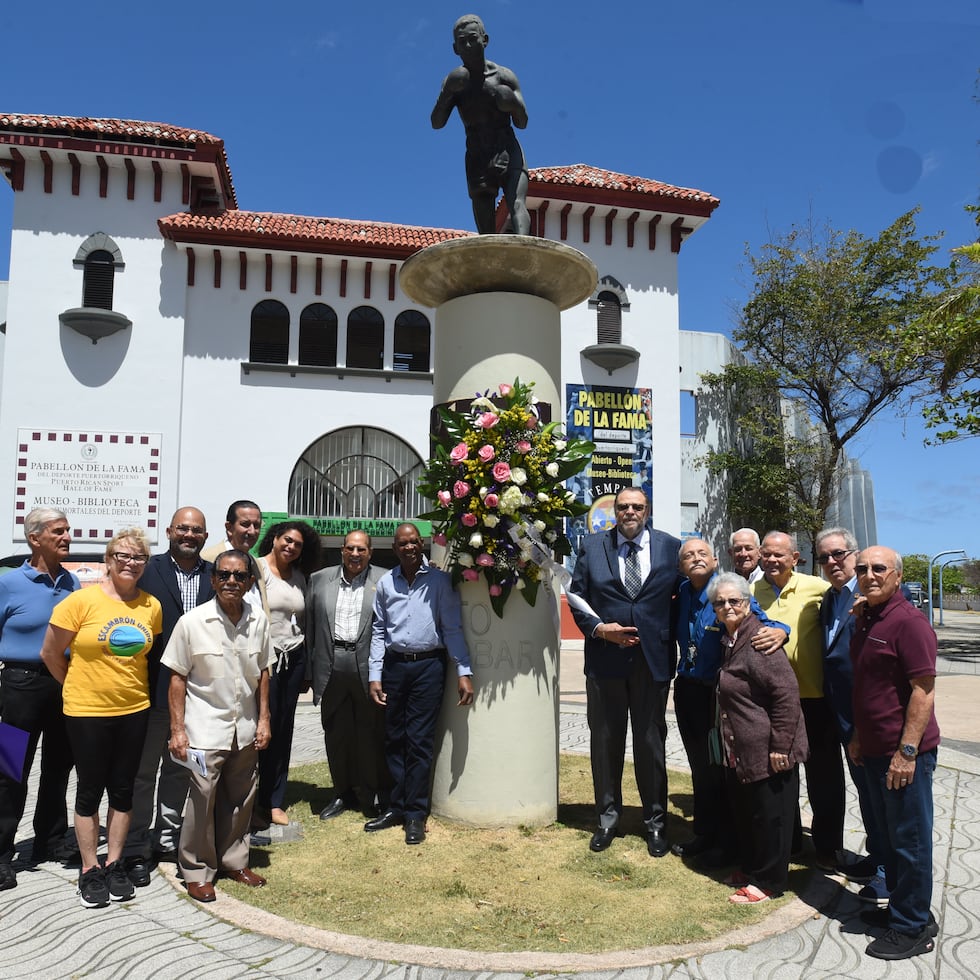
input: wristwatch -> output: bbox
[900,743,918,759]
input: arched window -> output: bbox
[299,303,338,367]
[288,426,426,519]
[250,300,289,364]
[73,233,125,311]
[346,306,384,370]
[393,310,431,373]
[596,291,622,344]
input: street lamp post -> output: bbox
[928,549,967,626]
[938,556,968,627]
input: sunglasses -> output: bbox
[711,597,745,609]
[855,563,892,576]
[215,569,250,582]
[816,549,854,564]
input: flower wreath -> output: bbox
[418,379,593,617]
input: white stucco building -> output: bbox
[0,112,771,560]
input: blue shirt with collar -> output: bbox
[0,560,80,662]
[369,557,472,682]
[675,572,788,684]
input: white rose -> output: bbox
[483,514,499,528]
[533,520,546,534]
[479,486,488,499]
[553,439,566,451]
[545,462,560,477]
[468,532,483,548]
[457,552,474,567]
[537,492,550,502]
[510,467,528,485]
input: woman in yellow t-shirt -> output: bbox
[41,527,161,909]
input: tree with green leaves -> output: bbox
[699,209,953,559]
[916,204,980,443]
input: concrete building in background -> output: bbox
[0,112,872,563]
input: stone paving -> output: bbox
[1,613,978,979]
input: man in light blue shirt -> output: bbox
[366,523,473,844]
[0,507,79,889]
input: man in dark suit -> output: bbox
[817,526,888,900]
[568,487,680,857]
[122,507,214,885]
[307,530,389,819]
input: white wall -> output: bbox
[0,154,189,551]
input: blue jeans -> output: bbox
[863,749,936,935]
[845,750,887,870]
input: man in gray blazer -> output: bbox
[306,530,389,819]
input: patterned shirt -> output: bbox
[334,568,367,643]
[171,555,206,614]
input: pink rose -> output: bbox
[437,490,452,507]
[476,553,494,567]
[462,568,480,582]
[460,512,477,527]
[433,532,447,546]
[516,440,532,453]
[484,493,499,508]
[489,583,503,596]
[449,441,469,463]
[453,480,471,499]
[525,415,537,429]
[498,383,512,397]
[478,412,500,429]
[477,444,495,462]
[492,462,511,482]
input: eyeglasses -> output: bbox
[816,549,854,565]
[111,552,147,565]
[711,597,746,609]
[855,563,893,576]
[215,569,250,582]
[173,524,206,535]
[616,503,646,512]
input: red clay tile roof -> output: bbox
[159,210,473,259]
[528,164,719,216]
[0,113,237,207]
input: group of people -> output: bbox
[0,504,473,909]
[568,491,941,963]
[0,493,941,960]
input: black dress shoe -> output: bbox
[124,856,151,888]
[589,827,621,852]
[647,829,670,857]
[670,835,711,858]
[319,798,347,821]
[364,810,403,832]
[405,818,426,844]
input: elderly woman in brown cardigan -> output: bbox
[710,571,809,903]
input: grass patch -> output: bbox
[227,755,802,953]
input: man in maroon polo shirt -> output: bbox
[849,545,940,962]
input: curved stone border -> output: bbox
[160,864,838,972]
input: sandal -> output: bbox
[729,884,773,904]
[723,870,750,886]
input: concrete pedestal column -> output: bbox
[400,236,596,827]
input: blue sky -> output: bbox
[1,0,977,559]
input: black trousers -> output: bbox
[729,765,799,895]
[586,656,669,833]
[320,654,389,810]
[797,697,845,855]
[673,675,732,846]
[382,655,445,821]
[0,665,73,863]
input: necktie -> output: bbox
[624,541,642,599]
